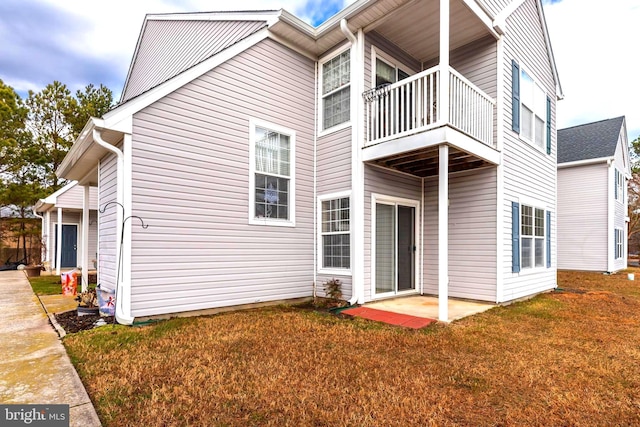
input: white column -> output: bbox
[81,185,90,292]
[439,0,450,124]
[56,207,62,275]
[438,144,449,322]
[45,211,51,267]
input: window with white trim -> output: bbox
[615,168,624,202]
[520,69,547,149]
[521,204,545,269]
[320,196,350,269]
[321,50,350,131]
[615,228,624,259]
[250,121,294,225]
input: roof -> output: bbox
[557,116,625,164]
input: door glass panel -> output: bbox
[375,203,395,294]
[397,206,415,291]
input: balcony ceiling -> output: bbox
[369,145,493,178]
[370,0,492,63]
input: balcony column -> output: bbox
[438,144,449,322]
[55,207,62,275]
[81,185,90,293]
[439,0,450,124]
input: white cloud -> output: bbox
[544,0,640,139]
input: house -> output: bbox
[557,117,630,273]
[33,181,98,289]
[57,0,563,324]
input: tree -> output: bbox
[0,79,29,175]
[25,81,113,191]
[628,136,640,253]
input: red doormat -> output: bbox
[342,307,436,329]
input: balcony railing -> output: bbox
[363,65,495,148]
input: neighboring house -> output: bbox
[57,0,563,324]
[557,116,630,273]
[33,181,98,287]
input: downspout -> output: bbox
[340,19,359,306]
[313,61,318,300]
[93,129,134,325]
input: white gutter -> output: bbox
[557,156,613,169]
[93,129,134,325]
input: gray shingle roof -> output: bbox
[557,116,625,164]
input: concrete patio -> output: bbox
[367,295,495,323]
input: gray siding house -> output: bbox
[33,181,98,290]
[557,116,630,272]
[57,0,562,324]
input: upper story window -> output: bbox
[321,49,351,131]
[512,60,551,154]
[375,57,410,87]
[615,168,624,202]
[249,120,295,226]
[520,70,546,149]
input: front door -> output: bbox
[55,225,78,268]
[375,202,416,296]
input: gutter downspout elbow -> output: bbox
[340,19,357,44]
[93,129,134,326]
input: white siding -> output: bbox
[613,141,628,271]
[501,0,557,301]
[364,165,422,302]
[129,39,316,317]
[56,185,98,210]
[557,163,608,271]
[98,153,118,290]
[122,20,267,102]
[423,168,498,301]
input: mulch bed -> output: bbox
[54,310,114,334]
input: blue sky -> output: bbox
[0,0,638,140]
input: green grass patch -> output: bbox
[28,275,62,295]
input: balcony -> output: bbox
[363,65,495,150]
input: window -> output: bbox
[249,120,295,225]
[521,204,545,269]
[520,70,546,148]
[512,60,551,154]
[375,57,410,87]
[615,168,624,202]
[615,228,624,260]
[320,196,350,270]
[321,50,351,131]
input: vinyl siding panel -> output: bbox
[364,165,422,302]
[613,141,628,271]
[557,163,608,271]
[423,168,498,301]
[317,128,351,195]
[130,39,315,317]
[501,0,557,301]
[98,153,118,291]
[56,185,98,210]
[122,20,267,102]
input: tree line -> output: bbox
[0,79,113,263]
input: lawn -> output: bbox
[28,275,63,295]
[28,274,96,295]
[64,270,640,426]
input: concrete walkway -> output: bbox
[0,270,101,426]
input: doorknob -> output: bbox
[73,245,77,250]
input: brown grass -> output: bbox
[64,270,640,426]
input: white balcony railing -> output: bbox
[363,65,495,148]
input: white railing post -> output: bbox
[440,0,450,125]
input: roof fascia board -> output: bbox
[557,156,613,169]
[57,118,103,178]
[619,117,631,175]
[149,11,280,25]
[461,0,500,39]
[537,0,563,99]
[104,27,269,130]
[278,0,373,39]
